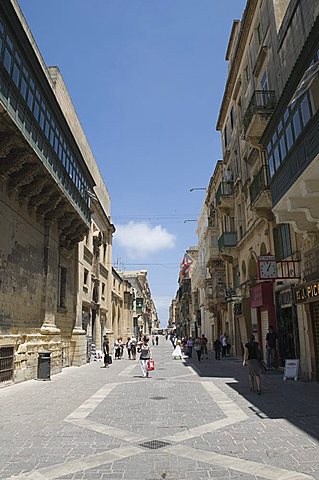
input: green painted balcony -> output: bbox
[218,231,237,251]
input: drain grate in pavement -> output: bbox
[140,440,172,450]
[150,396,168,401]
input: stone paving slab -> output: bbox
[0,338,319,480]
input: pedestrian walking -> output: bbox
[186,337,193,358]
[220,332,228,357]
[172,338,182,359]
[155,335,159,346]
[126,337,132,359]
[194,337,202,361]
[114,338,121,360]
[130,336,137,360]
[243,334,263,394]
[201,334,208,359]
[213,338,222,360]
[102,335,110,368]
[139,337,151,378]
[266,325,278,369]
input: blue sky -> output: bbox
[19,0,246,325]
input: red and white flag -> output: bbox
[179,252,193,279]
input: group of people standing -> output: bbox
[213,333,231,360]
[169,333,209,361]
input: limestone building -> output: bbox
[215,0,319,378]
[120,270,157,338]
[0,0,113,383]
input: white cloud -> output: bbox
[115,222,176,258]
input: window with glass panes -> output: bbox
[266,91,312,178]
[0,14,90,211]
[273,224,292,260]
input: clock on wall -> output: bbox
[258,255,277,280]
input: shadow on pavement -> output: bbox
[182,353,319,442]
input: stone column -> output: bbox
[40,222,60,335]
[71,243,87,366]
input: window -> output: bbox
[245,65,249,82]
[83,268,89,285]
[286,123,293,150]
[101,283,105,299]
[261,71,268,91]
[27,89,33,110]
[274,224,292,260]
[292,111,301,138]
[300,94,311,126]
[279,135,287,160]
[224,126,228,148]
[58,266,67,308]
[12,62,20,87]
[3,48,12,73]
[274,146,280,170]
[256,23,261,46]
[20,76,27,99]
[268,155,275,177]
[266,90,314,178]
[230,107,235,130]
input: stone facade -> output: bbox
[119,271,157,339]
[0,1,112,384]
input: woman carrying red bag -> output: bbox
[139,336,152,378]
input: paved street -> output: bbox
[1,338,319,480]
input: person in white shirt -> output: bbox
[220,333,228,357]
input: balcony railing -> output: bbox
[215,182,234,205]
[249,165,270,205]
[218,231,237,251]
[243,90,276,136]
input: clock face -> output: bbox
[259,260,277,279]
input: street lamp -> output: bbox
[184,219,197,223]
[190,187,206,192]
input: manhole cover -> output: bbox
[155,378,165,380]
[150,396,167,401]
[139,440,171,450]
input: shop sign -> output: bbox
[234,302,242,316]
[294,281,319,303]
[250,282,273,308]
[278,289,292,307]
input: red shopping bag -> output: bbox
[147,359,155,371]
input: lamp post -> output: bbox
[189,187,206,192]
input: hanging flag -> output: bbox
[290,60,319,105]
[179,252,193,279]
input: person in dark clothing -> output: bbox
[243,334,263,394]
[266,325,278,369]
[155,335,159,345]
[213,338,222,360]
[102,336,110,368]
